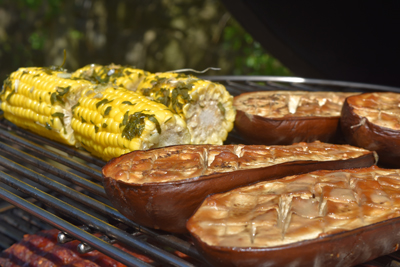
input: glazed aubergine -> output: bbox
[341,92,400,168]
[234,91,357,145]
[187,166,400,267]
[102,141,376,233]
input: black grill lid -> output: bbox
[221,0,400,87]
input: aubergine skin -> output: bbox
[190,217,400,267]
[235,109,342,145]
[103,154,375,233]
[341,99,400,168]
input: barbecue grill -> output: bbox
[1,76,400,267]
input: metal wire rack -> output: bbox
[1,76,400,267]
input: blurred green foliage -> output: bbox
[223,19,291,76]
[0,0,291,81]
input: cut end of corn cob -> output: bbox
[71,86,190,161]
[72,64,149,91]
[137,72,236,145]
[0,67,93,146]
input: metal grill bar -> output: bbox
[201,75,400,92]
[0,142,106,198]
[0,130,203,262]
[0,205,43,235]
[0,171,196,267]
[0,151,202,260]
[0,127,103,181]
[0,221,24,244]
[0,121,105,167]
[0,186,153,267]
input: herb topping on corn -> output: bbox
[137,72,236,145]
[72,65,236,145]
[70,85,190,161]
[72,64,149,91]
[0,67,92,146]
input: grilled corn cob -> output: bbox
[72,64,149,91]
[136,72,236,145]
[70,85,190,161]
[72,65,236,145]
[0,67,92,145]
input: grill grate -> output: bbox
[1,76,400,267]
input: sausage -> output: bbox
[0,229,151,266]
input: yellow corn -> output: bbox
[72,65,236,145]
[70,85,190,161]
[137,72,236,145]
[0,67,92,146]
[1,67,191,161]
[72,64,149,91]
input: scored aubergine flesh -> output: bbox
[104,141,374,184]
[187,166,400,267]
[341,92,400,167]
[102,141,377,233]
[344,92,400,129]
[234,91,356,118]
[233,91,358,145]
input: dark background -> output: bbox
[223,0,400,87]
[0,0,291,82]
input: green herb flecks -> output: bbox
[121,112,161,141]
[20,70,29,79]
[148,116,161,134]
[141,88,152,96]
[71,102,80,114]
[217,102,226,116]
[102,123,108,128]
[56,86,71,97]
[51,112,65,127]
[50,86,69,106]
[45,122,52,130]
[122,101,136,106]
[42,68,54,75]
[80,66,110,84]
[120,111,130,128]
[104,106,112,116]
[49,49,67,72]
[170,81,193,114]
[6,90,15,102]
[51,112,65,119]
[176,73,188,79]
[96,98,113,108]
[81,116,86,123]
[50,92,65,105]
[154,88,171,107]
[2,76,12,96]
[155,76,167,84]
[94,125,99,133]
